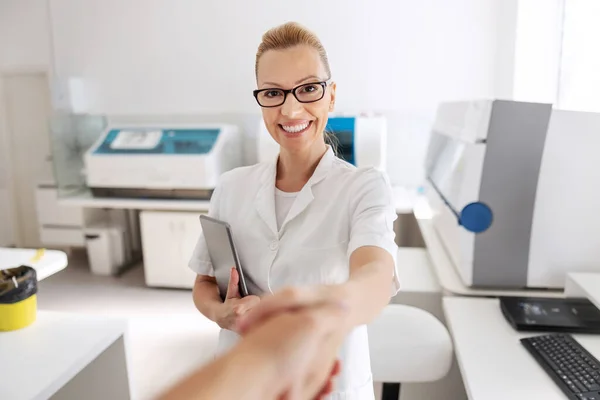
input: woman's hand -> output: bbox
[239,246,395,335]
[217,268,260,333]
[235,302,348,400]
[237,285,350,335]
[236,286,352,399]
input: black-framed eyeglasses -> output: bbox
[253,80,331,108]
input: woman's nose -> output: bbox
[280,93,304,117]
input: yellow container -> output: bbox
[0,265,38,331]
[0,294,37,331]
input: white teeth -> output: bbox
[281,122,309,133]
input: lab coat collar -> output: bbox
[305,145,335,187]
[255,146,335,235]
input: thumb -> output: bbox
[225,267,240,299]
[236,295,261,314]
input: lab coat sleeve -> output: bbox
[347,168,400,296]
[188,182,222,276]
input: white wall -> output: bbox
[493,0,519,100]
[557,0,600,112]
[0,0,53,245]
[49,0,501,115]
[0,0,52,69]
[0,96,14,246]
[513,0,563,104]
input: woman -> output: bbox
[189,21,400,399]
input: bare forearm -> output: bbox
[334,258,394,328]
[157,347,276,400]
[192,277,223,323]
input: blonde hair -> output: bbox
[255,22,332,78]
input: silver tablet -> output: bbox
[199,215,249,300]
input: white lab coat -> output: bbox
[189,146,400,399]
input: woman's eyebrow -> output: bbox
[294,75,321,84]
[261,75,322,88]
[261,81,282,87]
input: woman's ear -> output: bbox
[328,82,336,112]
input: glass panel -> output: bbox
[48,113,108,198]
[425,130,467,206]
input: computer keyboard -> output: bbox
[521,334,600,399]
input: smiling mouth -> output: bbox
[279,121,313,136]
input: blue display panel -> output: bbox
[94,129,220,155]
[326,117,356,165]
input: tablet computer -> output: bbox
[199,215,249,300]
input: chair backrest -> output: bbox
[367,304,453,383]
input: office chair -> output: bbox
[367,304,453,400]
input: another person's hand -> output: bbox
[234,302,349,400]
[156,301,348,400]
[237,285,349,335]
[217,267,260,333]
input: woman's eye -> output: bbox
[302,85,317,93]
[265,90,282,98]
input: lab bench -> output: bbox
[51,186,425,289]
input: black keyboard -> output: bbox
[521,334,600,399]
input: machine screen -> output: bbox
[332,130,355,165]
[111,130,162,150]
[94,129,221,155]
[326,117,356,166]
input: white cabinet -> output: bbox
[35,185,86,247]
[140,211,204,289]
[35,185,113,248]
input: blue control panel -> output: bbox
[326,117,356,165]
[94,129,220,155]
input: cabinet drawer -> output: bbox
[36,187,84,226]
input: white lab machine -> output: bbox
[84,124,242,199]
[424,99,600,289]
[257,115,387,169]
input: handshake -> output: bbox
[158,268,352,400]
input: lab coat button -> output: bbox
[269,241,278,251]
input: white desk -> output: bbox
[417,218,565,298]
[57,187,423,289]
[566,273,600,309]
[59,192,212,212]
[395,247,441,294]
[59,185,419,215]
[443,297,600,400]
[0,248,68,281]
[0,311,131,400]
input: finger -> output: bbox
[238,287,341,332]
[225,267,240,299]
[245,294,347,335]
[283,380,303,400]
[315,360,340,398]
[233,295,261,315]
[316,381,333,399]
